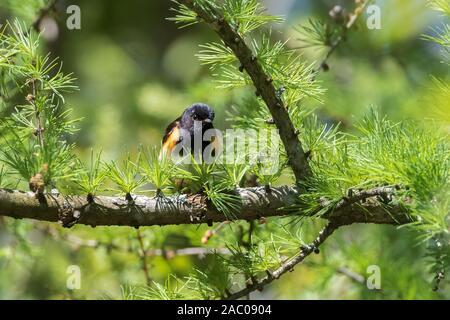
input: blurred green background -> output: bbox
[0,0,448,299]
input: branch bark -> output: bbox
[178,0,311,183]
[0,186,410,228]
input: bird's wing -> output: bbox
[161,117,182,155]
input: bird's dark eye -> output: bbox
[192,114,198,120]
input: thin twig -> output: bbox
[226,222,339,300]
[29,79,45,149]
[202,221,230,244]
[31,0,59,32]
[145,247,231,258]
[40,224,232,257]
[315,0,369,73]
[305,260,366,285]
[136,229,152,286]
[337,266,365,284]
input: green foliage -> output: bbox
[220,162,249,188]
[226,97,271,130]
[254,35,325,104]
[170,0,282,35]
[121,284,142,300]
[424,0,450,62]
[300,115,344,157]
[300,110,449,217]
[167,1,202,28]
[105,152,145,197]
[426,234,450,291]
[296,18,335,49]
[140,146,176,195]
[197,35,324,104]
[204,183,241,219]
[270,222,306,253]
[428,0,450,16]
[188,255,231,299]
[0,164,12,188]
[220,0,283,35]
[250,157,285,188]
[224,241,283,275]
[179,155,216,192]
[0,0,52,25]
[354,112,447,198]
[124,276,197,300]
[0,21,79,189]
[197,42,236,68]
[423,77,450,125]
[180,156,242,219]
[73,149,106,197]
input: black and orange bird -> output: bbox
[161,103,217,160]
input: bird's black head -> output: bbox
[180,103,215,130]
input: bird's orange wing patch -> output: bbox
[162,120,181,156]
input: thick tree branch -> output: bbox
[178,0,311,183]
[0,186,295,227]
[0,186,410,228]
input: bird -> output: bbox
[161,103,219,162]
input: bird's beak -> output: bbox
[203,119,212,124]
